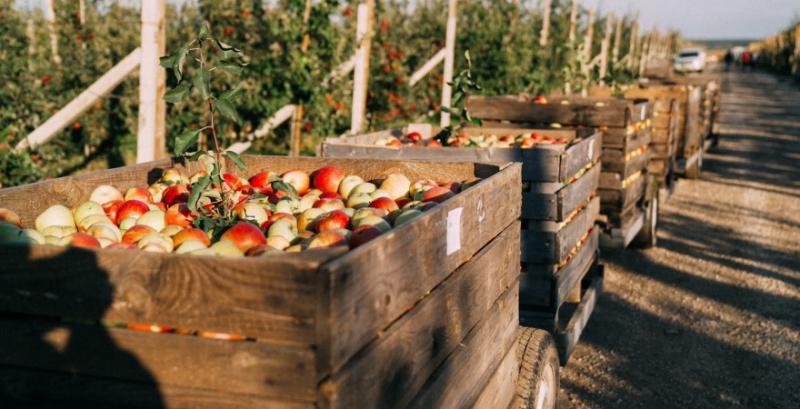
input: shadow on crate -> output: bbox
[0,245,165,409]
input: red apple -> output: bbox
[116,200,150,224]
[313,198,345,212]
[369,197,399,214]
[165,203,194,228]
[106,242,138,250]
[102,200,123,222]
[312,166,345,194]
[426,139,442,147]
[319,191,343,200]
[161,167,187,185]
[68,232,101,249]
[379,173,411,200]
[124,187,153,203]
[349,225,384,248]
[221,222,267,252]
[0,208,22,228]
[172,227,210,247]
[438,181,461,194]
[421,186,455,203]
[316,210,350,232]
[121,225,157,245]
[307,231,347,249]
[281,170,310,195]
[161,184,190,207]
[406,131,422,142]
[223,173,249,192]
[249,170,277,193]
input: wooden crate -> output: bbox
[0,155,521,408]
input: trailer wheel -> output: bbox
[517,327,559,409]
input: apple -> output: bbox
[121,225,157,244]
[246,244,281,256]
[161,167,188,185]
[35,204,75,232]
[352,207,388,224]
[274,198,297,215]
[369,189,392,201]
[137,232,174,253]
[172,227,210,247]
[410,179,437,197]
[161,184,190,207]
[266,236,291,250]
[210,240,244,257]
[350,182,376,196]
[175,239,208,254]
[135,210,166,232]
[406,131,422,142]
[313,198,345,212]
[118,216,138,231]
[0,208,22,228]
[160,224,183,237]
[148,183,168,203]
[379,173,411,200]
[395,208,424,226]
[307,231,347,249]
[316,210,350,232]
[346,193,373,209]
[40,225,77,238]
[352,215,391,232]
[349,225,384,247]
[370,197,399,214]
[221,222,267,252]
[426,139,442,147]
[116,200,150,224]
[296,192,321,213]
[297,208,326,231]
[77,214,112,232]
[73,201,105,224]
[267,219,297,242]
[0,223,25,242]
[281,170,310,195]
[89,185,123,205]
[338,175,364,198]
[86,222,122,242]
[319,191,343,200]
[22,228,46,245]
[67,232,101,249]
[189,170,208,184]
[165,203,194,228]
[439,181,462,194]
[124,187,153,203]
[420,186,455,203]
[249,170,277,191]
[102,200,123,222]
[142,243,170,253]
[96,238,115,248]
[312,166,344,193]
[234,202,270,226]
[106,242,138,250]
[223,173,249,192]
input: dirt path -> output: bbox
[558,71,800,409]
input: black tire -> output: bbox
[516,327,560,409]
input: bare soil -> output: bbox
[559,70,800,409]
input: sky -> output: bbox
[580,0,800,39]
[14,0,800,40]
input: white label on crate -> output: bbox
[446,207,463,256]
[588,139,595,161]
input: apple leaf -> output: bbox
[219,84,242,101]
[214,37,241,53]
[164,81,193,103]
[188,175,211,211]
[271,180,299,198]
[216,62,244,76]
[193,68,211,100]
[224,151,246,171]
[174,129,201,155]
[212,99,241,124]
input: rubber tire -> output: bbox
[516,327,560,409]
[685,150,702,180]
[632,194,658,248]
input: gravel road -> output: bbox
[558,71,800,409]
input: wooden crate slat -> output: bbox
[0,244,338,346]
[521,163,599,221]
[600,150,651,179]
[317,164,521,375]
[470,339,518,409]
[0,320,317,401]
[598,173,647,210]
[319,223,519,409]
[406,282,519,409]
[521,197,599,264]
[466,96,636,128]
[599,127,650,148]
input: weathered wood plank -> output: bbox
[600,149,651,179]
[0,320,317,401]
[521,197,599,264]
[470,340,518,409]
[521,163,599,221]
[466,96,642,128]
[317,163,521,375]
[406,282,519,409]
[319,223,519,409]
[598,173,646,210]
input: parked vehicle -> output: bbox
[674,48,707,73]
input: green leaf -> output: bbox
[186,150,206,162]
[188,175,211,211]
[224,151,246,171]
[160,46,189,81]
[216,62,244,76]
[199,23,210,42]
[219,84,242,101]
[174,129,200,155]
[214,37,241,53]
[193,68,211,100]
[164,81,192,103]
[271,180,298,198]
[212,99,241,124]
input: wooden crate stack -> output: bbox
[467,96,652,247]
[321,124,604,362]
[0,156,521,409]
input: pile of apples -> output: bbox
[0,165,472,257]
[375,131,568,149]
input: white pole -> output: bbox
[539,0,552,47]
[137,0,167,163]
[612,15,623,64]
[350,2,372,135]
[16,49,142,151]
[599,13,613,80]
[227,105,297,154]
[568,0,578,45]
[409,48,447,87]
[44,0,61,65]
[440,0,458,128]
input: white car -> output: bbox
[673,48,706,73]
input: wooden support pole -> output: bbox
[568,0,578,46]
[638,33,649,77]
[539,0,552,47]
[599,13,613,81]
[16,48,142,151]
[794,26,800,74]
[44,0,61,66]
[440,0,458,128]
[350,1,374,136]
[228,105,297,154]
[26,18,36,71]
[611,15,622,65]
[136,0,166,163]
[289,0,315,156]
[582,7,595,75]
[628,19,638,70]
[409,48,447,87]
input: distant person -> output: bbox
[742,52,752,71]
[724,49,734,71]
